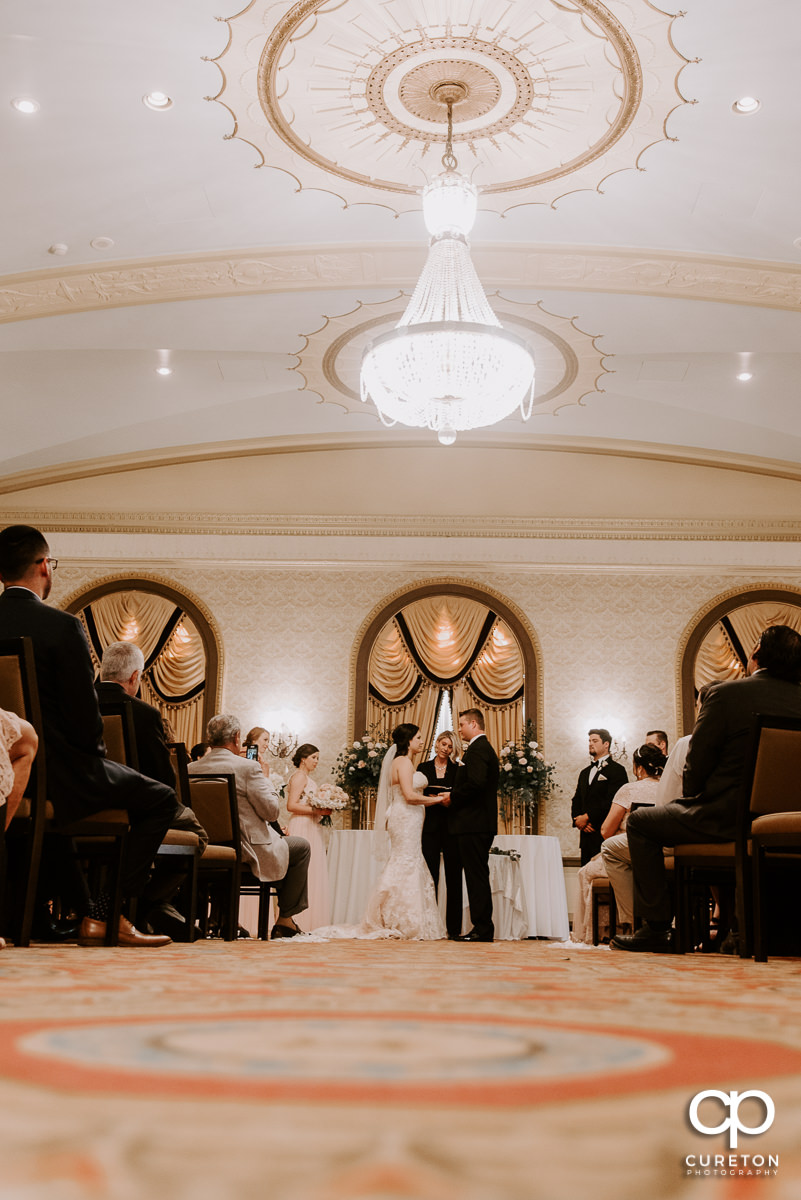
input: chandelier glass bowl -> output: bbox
[360,87,535,445]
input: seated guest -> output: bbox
[1,707,38,828]
[418,731,462,940]
[188,714,311,939]
[571,743,666,944]
[97,641,174,787]
[0,524,178,947]
[645,729,669,755]
[190,742,208,762]
[1,708,38,950]
[97,640,208,939]
[612,625,801,953]
[602,686,713,929]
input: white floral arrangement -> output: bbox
[497,721,556,818]
[334,732,390,794]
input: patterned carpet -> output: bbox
[1,940,800,1199]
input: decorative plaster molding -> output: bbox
[210,0,690,213]
[2,244,801,325]
[6,510,801,543]
[3,433,801,497]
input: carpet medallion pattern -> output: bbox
[0,940,800,1199]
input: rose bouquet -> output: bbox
[309,782,350,826]
[497,720,556,824]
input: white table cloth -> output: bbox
[327,831,568,940]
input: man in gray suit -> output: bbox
[188,714,310,938]
[612,624,801,952]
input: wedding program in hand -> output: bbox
[295,723,448,942]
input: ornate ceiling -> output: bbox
[212,0,688,212]
[1,0,801,517]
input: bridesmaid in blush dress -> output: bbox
[286,742,331,932]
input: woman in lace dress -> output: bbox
[298,723,448,942]
[571,743,666,945]
[286,742,331,931]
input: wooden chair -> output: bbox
[239,870,281,940]
[747,718,801,961]
[0,637,48,946]
[187,773,241,940]
[590,876,617,945]
[0,638,131,946]
[673,715,801,958]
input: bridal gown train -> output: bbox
[299,771,446,942]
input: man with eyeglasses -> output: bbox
[0,524,179,946]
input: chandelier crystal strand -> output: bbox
[360,82,535,445]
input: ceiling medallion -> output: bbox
[209,0,690,213]
[293,295,611,424]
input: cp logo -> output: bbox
[689,1090,775,1149]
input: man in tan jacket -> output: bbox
[189,713,310,938]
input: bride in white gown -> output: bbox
[297,723,448,942]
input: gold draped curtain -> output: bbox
[695,601,801,689]
[79,590,207,748]
[367,595,524,753]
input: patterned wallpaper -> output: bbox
[56,561,801,855]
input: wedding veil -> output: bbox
[372,743,397,865]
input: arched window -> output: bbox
[353,581,541,756]
[63,577,222,749]
[679,587,801,730]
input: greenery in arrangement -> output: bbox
[497,720,557,823]
[334,732,390,801]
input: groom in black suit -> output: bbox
[448,707,499,942]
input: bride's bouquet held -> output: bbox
[308,782,350,826]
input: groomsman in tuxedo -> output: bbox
[570,729,628,865]
[448,708,499,942]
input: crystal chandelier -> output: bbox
[360,82,535,445]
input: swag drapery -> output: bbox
[695,601,801,689]
[79,590,207,748]
[367,595,524,752]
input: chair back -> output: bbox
[100,702,139,771]
[188,773,240,848]
[0,638,46,816]
[749,718,801,817]
[168,743,191,806]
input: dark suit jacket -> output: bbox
[570,757,628,831]
[96,680,175,789]
[419,756,458,837]
[448,735,499,837]
[0,586,116,823]
[680,670,801,839]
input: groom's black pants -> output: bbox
[457,833,495,939]
[422,829,463,938]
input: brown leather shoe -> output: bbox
[78,916,172,947]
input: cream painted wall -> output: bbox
[5,442,801,520]
[54,555,801,858]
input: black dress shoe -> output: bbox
[458,929,494,943]
[32,916,82,943]
[270,923,301,939]
[610,922,673,953]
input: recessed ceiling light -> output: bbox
[90,236,115,250]
[143,91,173,111]
[732,96,761,115]
[155,366,173,376]
[736,372,753,381]
[11,97,40,114]
[793,236,801,250]
[47,243,68,256]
